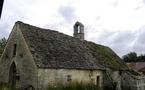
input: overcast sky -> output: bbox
[1,0,145,57]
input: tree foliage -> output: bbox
[0,37,7,57]
[122,52,145,62]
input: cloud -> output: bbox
[0,22,10,38]
[109,31,135,45]
[0,0,32,38]
[86,29,136,56]
[111,1,119,8]
[58,5,76,23]
[96,16,101,21]
[1,0,145,57]
[89,27,145,57]
[133,26,145,54]
[143,0,145,4]
[105,31,136,56]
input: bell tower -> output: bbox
[73,21,84,40]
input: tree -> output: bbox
[122,52,137,62]
[137,54,145,62]
[0,37,7,57]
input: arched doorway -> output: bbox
[9,62,17,90]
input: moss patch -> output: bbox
[87,42,128,70]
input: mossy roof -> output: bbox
[16,21,128,70]
[86,42,128,70]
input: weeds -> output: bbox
[47,82,102,90]
[0,82,10,90]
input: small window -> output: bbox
[66,75,72,82]
[78,25,81,33]
[96,76,100,86]
[13,44,17,57]
[16,74,20,80]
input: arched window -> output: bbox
[78,25,81,33]
[74,23,82,33]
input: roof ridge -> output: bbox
[16,21,77,39]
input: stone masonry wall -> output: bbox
[0,24,38,90]
[38,69,103,90]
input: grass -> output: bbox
[0,83,10,90]
[0,82,103,90]
[0,83,20,90]
[47,82,102,90]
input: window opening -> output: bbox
[13,44,17,57]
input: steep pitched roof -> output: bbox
[16,21,128,70]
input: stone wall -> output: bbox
[111,71,122,90]
[0,24,38,90]
[38,69,103,90]
[103,69,122,90]
[121,72,145,90]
